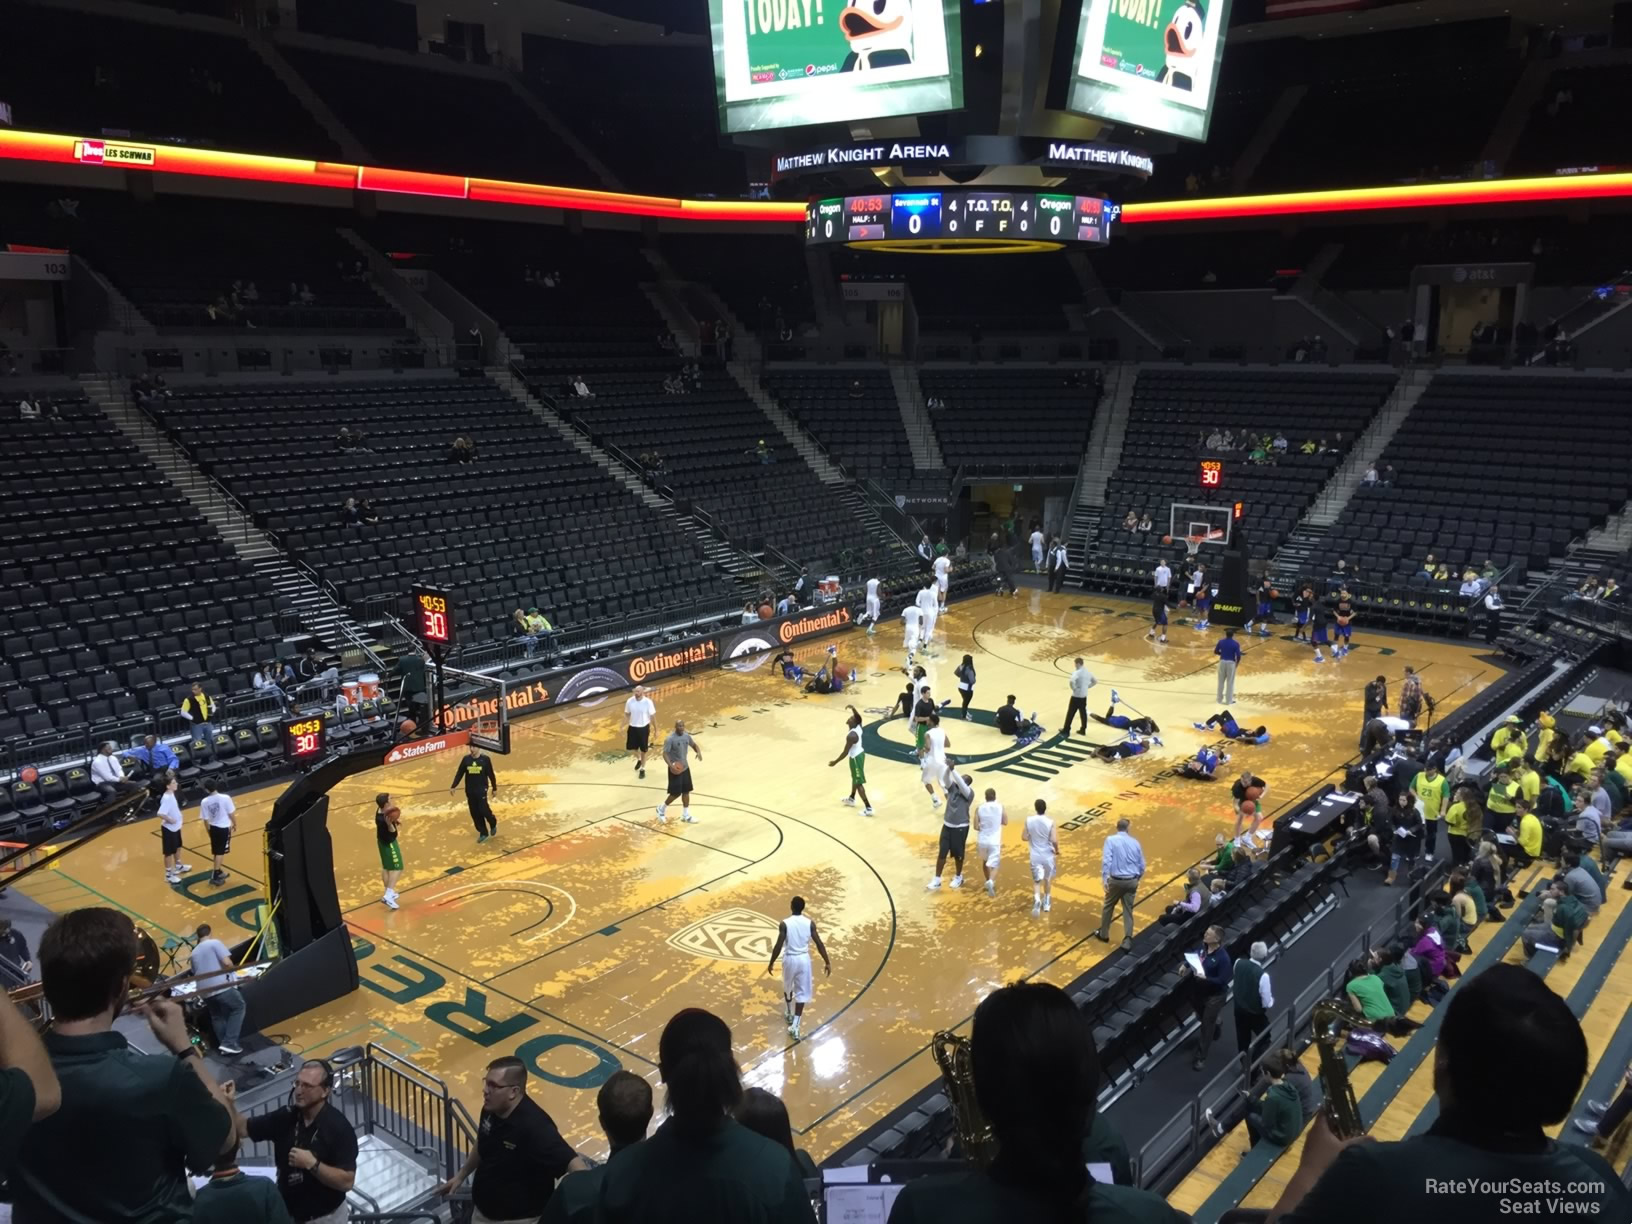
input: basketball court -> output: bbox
[11,588,1500,1159]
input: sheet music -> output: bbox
[1184,952,1204,975]
[825,1184,906,1224]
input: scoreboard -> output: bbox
[807,192,1118,247]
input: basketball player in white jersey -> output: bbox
[829,705,874,816]
[974,786,1006,896]
[766,895,831,1039]
[861,576,882,635]
[901,601,923,668]
[933,554,952,611]
[919,713,950,809]
[1023,798,1059,916]
[916,580,939,650]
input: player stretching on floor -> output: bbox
[766,896,830,1040]
[1333,588,1355,658]
[1191,711,1270,744]
[1090,692,1162,737]
[1232,769,1268,848]
[830,706,875,816]
[1178,746,1230,781]
[656,719,702,824]
[860,575,882,635]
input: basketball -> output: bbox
[1239,799,1258,818]
[18,766,37,785]
[398,718,417,736]
[669,759,686,775]
[1161,534,1173,545]
[1244,784,1265,803]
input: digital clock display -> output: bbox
[411,585,454,646]
[806,193,1116,247]
[1200,460,1224,489]
[282,715,327,761]
[845,194,889,242]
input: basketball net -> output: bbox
[1184,536,1205,559]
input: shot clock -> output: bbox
[1200,459,1224,490]
[281,714,327,763]
[410,585,454,647]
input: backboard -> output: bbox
[439,665,513,754]
[1169,503,1232,554]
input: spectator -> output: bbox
[341,497,362,526]
[1123,510,1138,531]
[253,662,292,707]
[180,681,217,741]
[1137,512,1152,532]
[1557,851,1603,915]
[595,1009,813,1223]
[539,1071,653,1224]
[887,982,1184,1224]
[126,732,180,800]
[1212,1050,1302,1150]
[358,498,380,525]
[1379,462,1396,487]
[297,648,340,691]
[0,980,59,1164]
[0,919,32,982]
[449,436,477,464]
[1269,964,1631,1223]
[1232,939,1274,1066]
[1362,464,1379,486]
[244,1059,358,1224]
[1521,886,1589,960]
[187,923,248,1057]
[89,741,136,803]
[733,1087,818,1178]
[438,1055,582,1222]
[753,439,773,464]
[572,374,594,398]
[335,426,361,452]
[12,908,235,1221]
[1574,1063,1632,1146]
[1369,944,1413,1018]
[1160,868,1207,924]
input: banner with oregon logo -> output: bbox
[709,0,964,133]
[1066,0,1233,142]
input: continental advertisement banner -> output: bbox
[435,606,855,729]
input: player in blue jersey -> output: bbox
[1090,692,1161,736]
[1243,578,1276,638]
[1179,745,1230,781]
[1192,710,1270,744]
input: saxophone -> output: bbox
[1311,999,1368,1139]
[932,1029,997,1166]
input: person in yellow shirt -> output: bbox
[1566,742,1597,783]
[1412,763,1451,861]
[1515,760,1541,807]
[1584,726,1613,765]
[1615,749,1632,790]
[1535,712,1558,765]
[1490,715,1524,759]
[1516,799,1544,863]
[1484,764,1519,835]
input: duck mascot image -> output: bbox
[1157,0,1208,92]
[840,0,916,72]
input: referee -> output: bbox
[375,792,403,910]
[450,745,499,843]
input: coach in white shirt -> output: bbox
[89,742,135,802]
[624,685,657,779]
[1064,658,1096,736]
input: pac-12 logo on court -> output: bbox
[667,909,782,963]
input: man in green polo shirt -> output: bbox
[193,1145,293,1224]
[1269,964,1632,1224]
[539,1070,653,1223]
[10,907,236,1223]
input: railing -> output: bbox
[116,339,461,377]
[1134,860,1446,1192]
[0,346,77,377]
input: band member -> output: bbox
[450,745,499,842]
[830,706,874,817]
[766,896,831,1040]
[376,792,403,910]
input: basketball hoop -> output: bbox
[1184,535,1205,559]
[470,715,509,755]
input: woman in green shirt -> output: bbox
[1345,958,1395,1023]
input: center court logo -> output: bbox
[628,641,718,683]
[778,607,851,643]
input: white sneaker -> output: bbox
[1043,897,1052,912]
[1031,900,1042,917]
[928,877,942,890]
[863,807,875,817]
[217,1043,243,1056]
[175,864,193,874]
[682,811,697,824]
[841,796,857,806]
[789,1018,801,1039]
[1159,635,1167,643]
[931,796,941,809]
[985,880,996,897]
[950,874,963,889]
[656,806,668,823]
[165,870,179,883]
[383,893,399,910]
